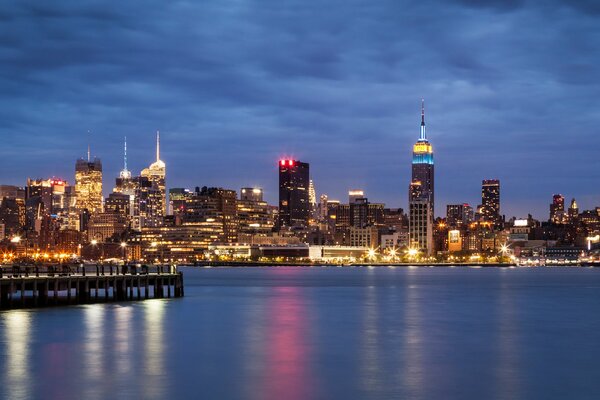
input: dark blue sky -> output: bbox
[1,0,599,219]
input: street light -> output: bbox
[120,242,127,264]
[11,235,27,259]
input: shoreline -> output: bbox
[190,261,600,268]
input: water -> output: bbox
[1,266,600,400]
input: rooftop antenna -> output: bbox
[156,130,160,161]
[419,99,426,140]
[87,130,91,162]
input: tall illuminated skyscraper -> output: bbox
[550,194,565,224]
[409,100,434,255]
[75,145,103,215]
[141,131,166,219]
[278,159,310,228]
[480,179,500,223]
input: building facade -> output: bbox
[278,159,310,228]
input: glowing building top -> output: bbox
[412,99,433,165]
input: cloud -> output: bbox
[0,0,599,219]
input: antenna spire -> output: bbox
[156,130,160,162]
[87,130,91,162]
[124,136,128,171]
[419,99,426,140]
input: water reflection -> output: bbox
[494,274,522,399]
[115,305,133,375]
[3,310,32,400]
[84,304,105,385]
[265,286,313,400]
[401,269,424,397]
[241,289,267,400]
[360,285,382,394]
[143,300,166,399]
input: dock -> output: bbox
[0,264,184,309]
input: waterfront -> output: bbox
[1,266,600,400]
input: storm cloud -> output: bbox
[0,0,599,218]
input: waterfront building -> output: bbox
[349,226,379,248]
[179,187,238,243]
[237,189,275,236]
[278,159,310,228]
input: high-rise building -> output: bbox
[0,186,25,238]
[26,178,76,231]
[348,190,365,204]
[446,203,474,227]
[568,198,579,222]
[550,194,565,224]
[237,189,275,237]
[278,159,310,228]
[318,194,328,222]
[409,181,433,254]
[480,179,500,223]
[411,100,434,212]
[179,187,238,243]
[141,131,166,218]
[408,101,434,255]
[75,147,103,215]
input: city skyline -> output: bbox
[1,1,599,219]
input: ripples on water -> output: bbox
[1,266,600,400]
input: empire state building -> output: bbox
[408,100,434,255]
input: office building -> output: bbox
[75,149,103,215]
[278,159,310,228]
[480,179,500,224]
[141,131,166,218]
[550,194,565,224]
[446,203,474,227]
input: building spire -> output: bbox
[156,130,160,162]
[420,99,426,140]
[124,136,128,171]
[120,136,131,179]
[87,130,91,162]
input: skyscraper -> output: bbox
[278,159,310,228]
[480,179,500,223]
[409,100,434,255]
[411,100,434,212]
[446,203,474,227]
[550,194,565,224]
[75,147,103,215]
[141,131,166,220]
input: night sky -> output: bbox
[1,0,599,219]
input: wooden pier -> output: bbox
[0,264,184,309]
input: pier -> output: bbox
[0,264,184,309]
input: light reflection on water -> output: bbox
[0,267,599,400]
[3,310,31,400]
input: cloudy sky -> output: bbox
[0,0,599,219]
